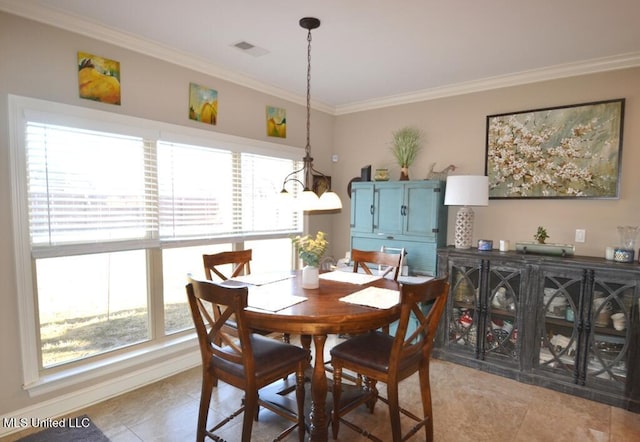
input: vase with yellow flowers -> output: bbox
[292,231,328,289]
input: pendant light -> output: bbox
[279,17,342,211]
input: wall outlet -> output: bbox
[575,229,586,243]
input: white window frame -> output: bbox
[8,95,303,395]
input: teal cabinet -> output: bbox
[349,180,447,276]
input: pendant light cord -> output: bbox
[305,27,312,156]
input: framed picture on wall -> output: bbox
[312,174,331,196]
[485,98,625,199]
[78,52,121,105]
[188,82,218,125]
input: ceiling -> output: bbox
[3,0,640,114]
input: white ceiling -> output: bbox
[3,0,640,114]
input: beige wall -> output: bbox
[330,69,640,260]
[0,12,334,414]
[1,10,639,419]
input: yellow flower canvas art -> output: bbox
[78,51,121,105]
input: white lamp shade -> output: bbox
[318,190,343,210]
[444,175,489,206]
[300,189,321,211]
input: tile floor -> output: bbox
[3,334,639,441]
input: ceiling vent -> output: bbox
[232,41,269,57]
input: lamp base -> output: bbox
[454,206,475,249]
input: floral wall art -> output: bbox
[189,82,218,125]
[485,99,624,199]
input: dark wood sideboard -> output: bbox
[435,246,640,412]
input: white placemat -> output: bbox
[248,286,307,312]
[319,270,382,285]
[230,272,294,286]
[339,286,400,309]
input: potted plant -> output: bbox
[391,126,423,180]
[292,231,328,289]
[534,226,549,244]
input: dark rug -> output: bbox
[16,415,109,442]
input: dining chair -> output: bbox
[203,250,290,343]
[186,275,308,442]
[203,249,252,282]
[351,248,403,281]
[330,276,450,442]
[351,247,404,337]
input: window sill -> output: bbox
[24,333,199,397]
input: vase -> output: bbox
[302,265,319,289]
[399,167,409,181]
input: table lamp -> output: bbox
[444,175,489,248]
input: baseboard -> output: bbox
[0,351,200,437]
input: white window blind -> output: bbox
[26,122,157,254]
[24,118,302,256]
[240,152,301,233]
[157,142,301,241]
[158,141,233,239]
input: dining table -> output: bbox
[238,270,402,441]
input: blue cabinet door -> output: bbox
[350,183,374,233]
[404,182,442,239]
[374,183,404,236]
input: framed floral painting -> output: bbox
[485,99,624,199]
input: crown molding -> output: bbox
[2,0,638,117]
[334,52,640,115]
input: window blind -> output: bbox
[157,142,301,241]
[240,152,301,233]
[26,122,157,253]
[157,141,233,239]
[25,122,302,256]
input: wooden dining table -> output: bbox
[242,271,401,441]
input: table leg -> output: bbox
[308,334,328,441]
[300,334,312,368]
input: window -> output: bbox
[9,96,302,390]
[36,251,149,368]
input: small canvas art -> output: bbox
[266,106,286,138]
[78,52,121,105]
[189,83,218,125]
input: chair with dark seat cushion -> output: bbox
[186,275,308,442]
[330,276,449,441]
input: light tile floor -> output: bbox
[3,334,639,441]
